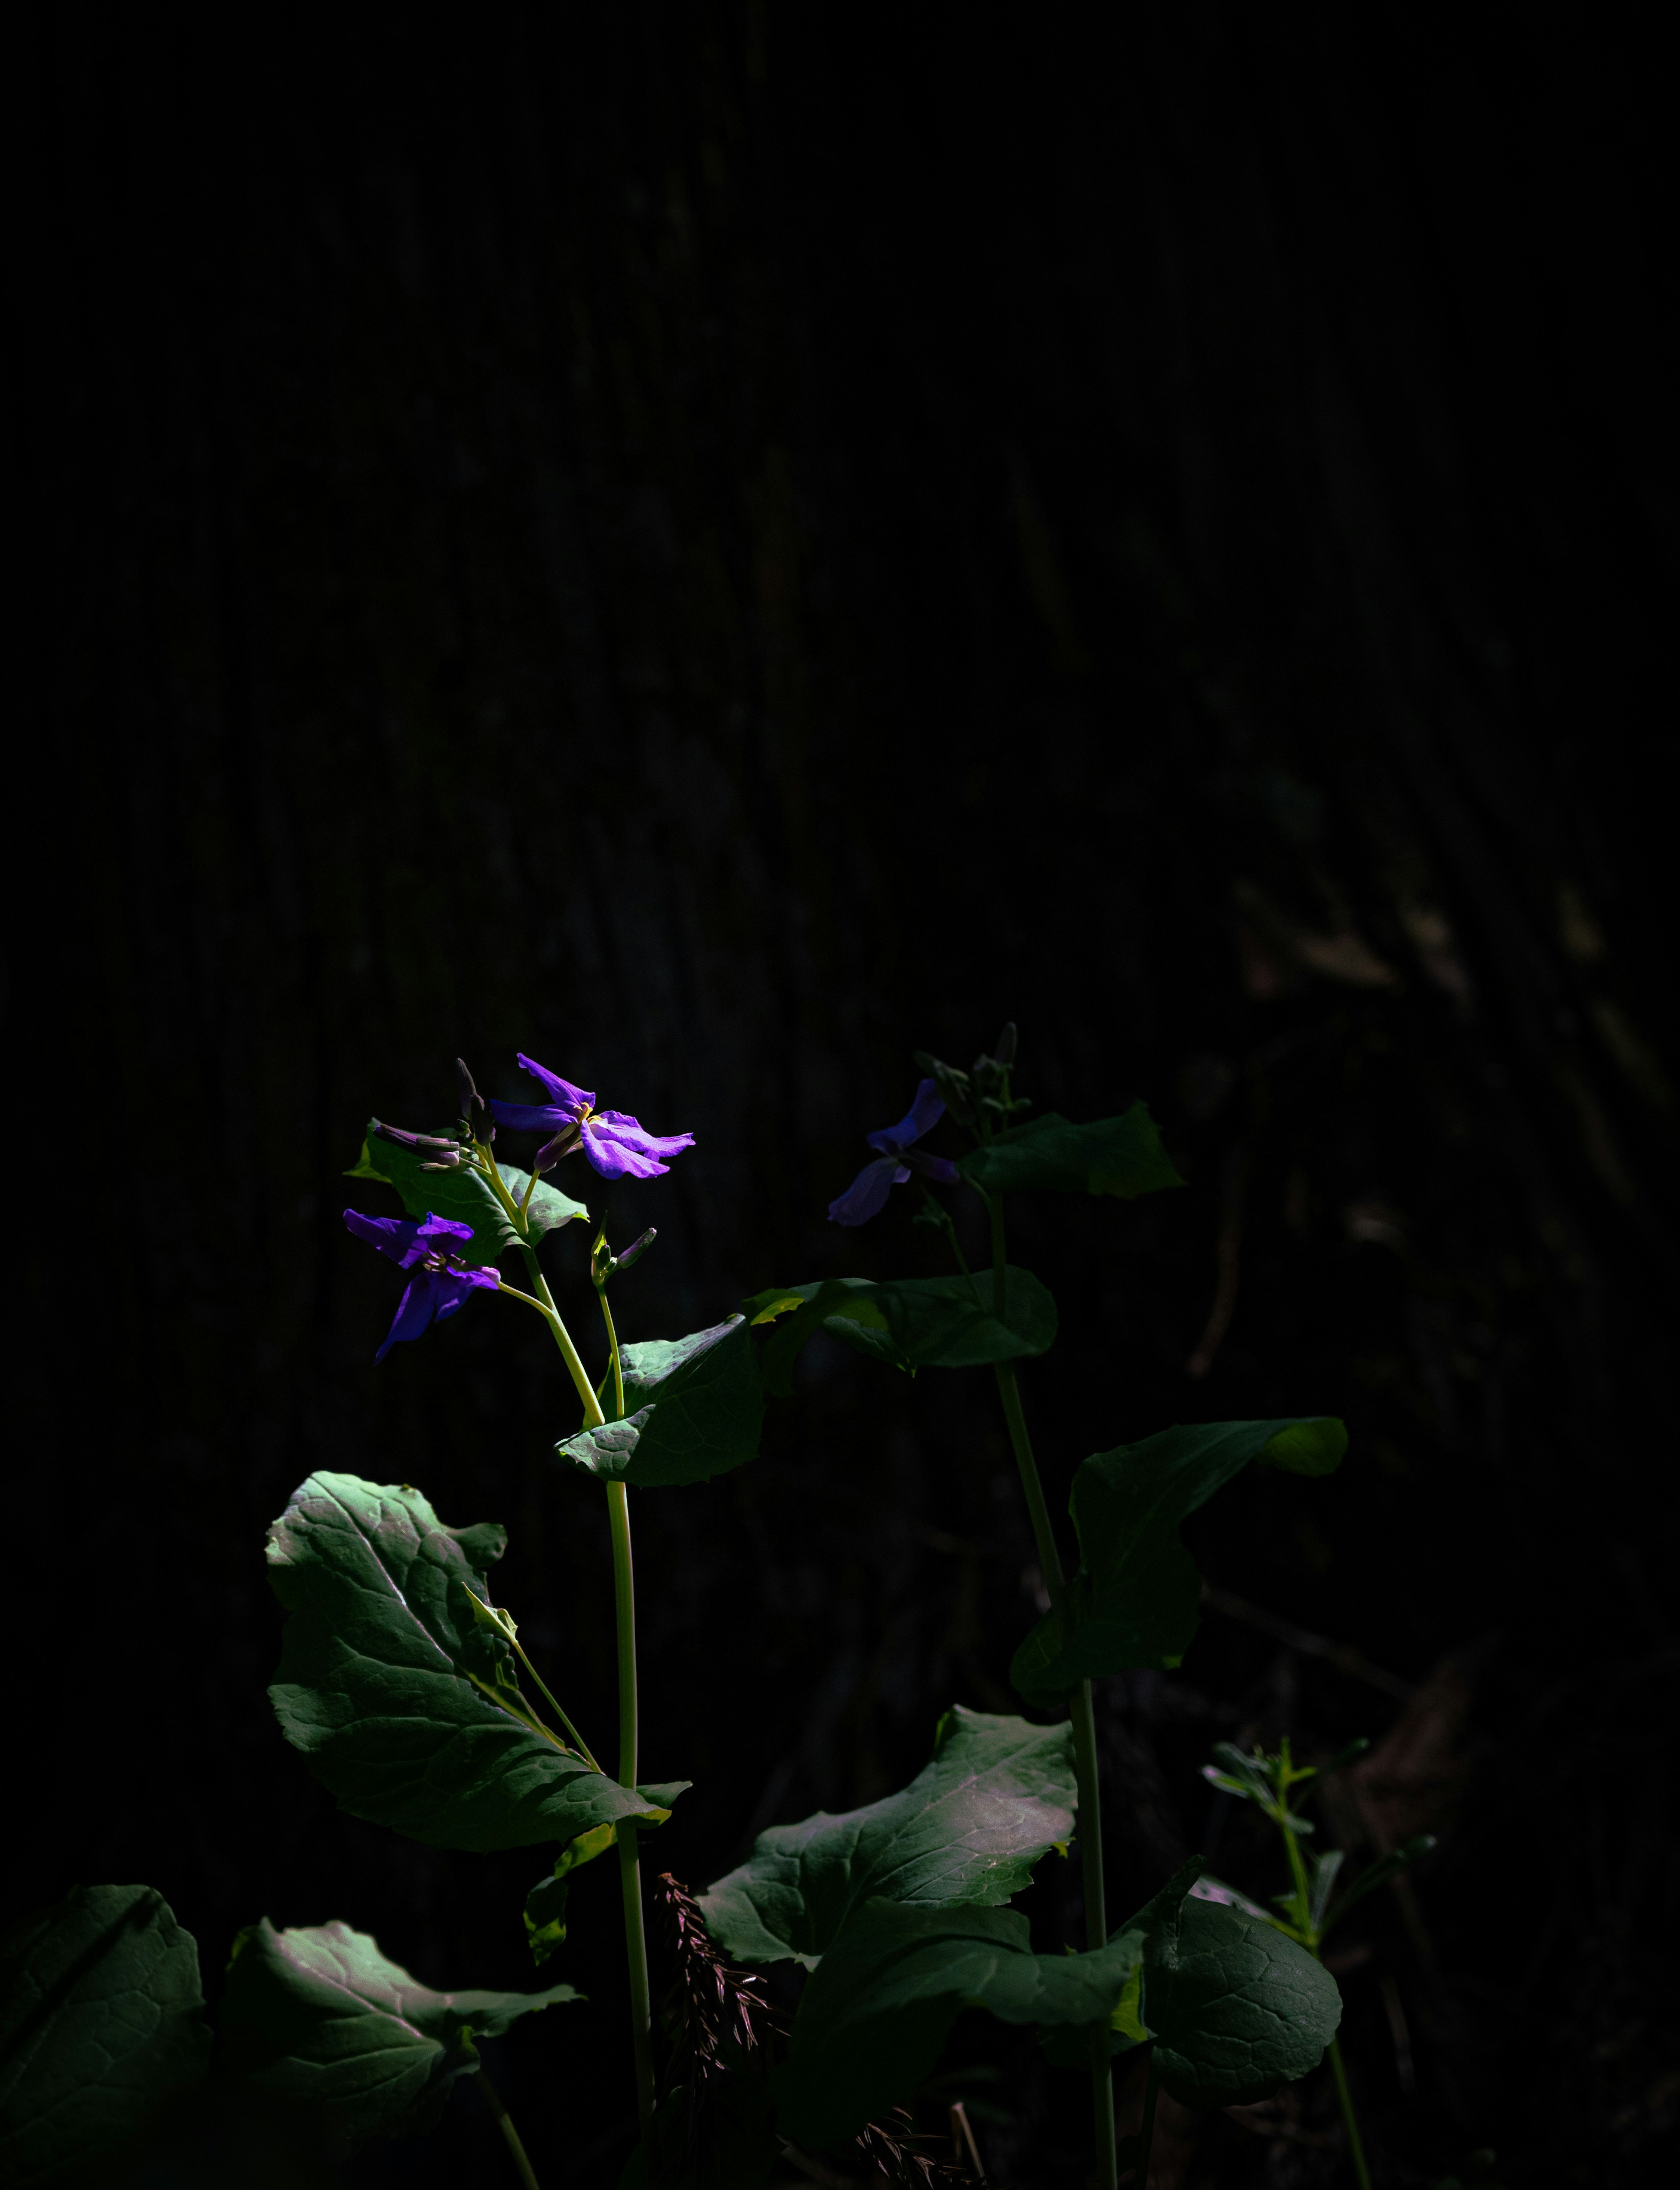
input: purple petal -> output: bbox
[865,1078,945,1154]
[827,1154,903,1226]
[486,1100,570,1134]
[516,1054,595,1112]
[375,1270,444,1361]
[433,1266,498,1319]
[591,1111,696,1160]
[580,1118,670,1179]
[900,1149,960,1185]
[344,1208,422,1264]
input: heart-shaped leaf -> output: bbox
[746,1270,1057,1397]
[0,1885,210,2187]
[219,1918,579,2156]
[1011,1419,1348,1701]
[957,1104,1184,1200]
[701,1708,1075,1968]
[267,1473,677,1851]
[557,1317,764,1486]
[772,1901,1144,2152]
[348,1123,587,1266]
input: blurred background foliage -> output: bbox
[14,7,1678,2185]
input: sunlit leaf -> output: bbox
[347,1123,587,1266]
[557,1318,763,1487]
[267,1472,677,1851]
[701,1708,1075,1968]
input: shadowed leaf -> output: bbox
[957,1104,1184,1199]
[0,1884,210,2187]
[772,1901,1144,2151]
[219,1918,578,2157]
[1012,1420,1348,1701]
[746,1271,1057,1396]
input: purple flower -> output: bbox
[487,1055,695,1182]
[828,1078,960,1225]
[343,1209,501,1362]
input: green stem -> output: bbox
[608,1478,654,2142]
[595,1262,626,1420]
[508,1213,647,2138]
[991,1360,1114,2190]
[1136,2056,1159,2188]
[476,2068,542,2190]
[507,1643,603,1772]
[1073,1686,1115,2186]
[1273,1766,1371,2190]
[518,1247,606,1428]
[1326,2039,1372,2190]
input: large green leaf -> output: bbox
[1011,1419,1348,1701]
[701,1708,1075,1969]
[957,1105,1184,1200]
[218,1918,578,2156]
[348,1123,588,1266]
[1127,1866,1342,2107]
[267,1473,677,1851]
[557,1317,764,1487]
[0,1884,210,2186]
[772,1901,1144,2152]
[746,1270,1057,1397]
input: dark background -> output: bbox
[13,7,1678,2187]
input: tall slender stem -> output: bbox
[1271,1762,1372,2190]
[1326,2040,1372,2190]
[991,1360,1116,2190]
[1136,2056,1159,2189]
[477,2069,542,2190]
[608,1478,654,2141]
[510,1214,650,2141]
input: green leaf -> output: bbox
[772,1900,1143,2152]
[556,1317,764,1486]
[267,1473,677,1851]
[700,1707,1076,1969]
[1010,1419,1348,1700]
[348,1123,587,1266]
[0,1884,210,2186]
[956,1104,1184,1200]
[524,1823,617,1966]
[219,1918,578,2156]
[746,1270,1057,1398]
[1126,1868,1342,2108]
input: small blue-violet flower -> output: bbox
[828,1078,959,1225]
[488,1055,695,1181]
[343,1209,500,1362]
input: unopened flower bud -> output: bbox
[614,1228,657,1273]
[535,1120,582,1172]
[993,1022,1018,1070]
